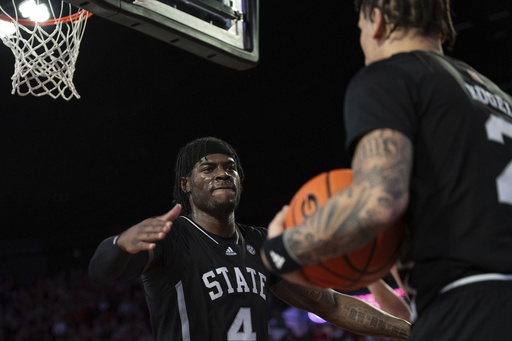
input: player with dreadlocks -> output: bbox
[262,1,512,340]
[89,136,411,340]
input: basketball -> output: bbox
[285,169,404,291]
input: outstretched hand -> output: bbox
[117,204,182,254]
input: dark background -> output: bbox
[1,0,511,282]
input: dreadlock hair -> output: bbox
[354,0,457,50]
[172,137,245,215]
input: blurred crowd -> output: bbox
[0,267,396,341]
[1,268,151,341]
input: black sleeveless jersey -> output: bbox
[141,216,271,341]
[344,51,512,311]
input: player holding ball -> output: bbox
[262,1,512,340]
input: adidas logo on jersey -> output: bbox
[225,247,237,256]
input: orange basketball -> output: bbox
[285,169,404,291]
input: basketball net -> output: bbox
[0,0,91,100]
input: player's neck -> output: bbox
[387,32,444,56]
[366,33,443,66]
[190,209,237,238]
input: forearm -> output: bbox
[271,282,410,340]
[321,291,410,340]
[276,129,411,270]
[88,236,148,283]
[283,184,394,267]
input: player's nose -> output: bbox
[214,166,230,179]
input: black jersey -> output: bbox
[344,51,512,312]
[141,216,271,341]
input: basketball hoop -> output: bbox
[0,0,92,100]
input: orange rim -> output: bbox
[0,10,92,26]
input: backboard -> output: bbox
[64,0,259,70]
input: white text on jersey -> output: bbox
[202,266,267,301]
[465,83,512,118]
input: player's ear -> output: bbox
[180,177,190,193]
[440,20,448,43]
[372,7,387,39]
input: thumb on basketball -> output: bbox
[267,206,288,239]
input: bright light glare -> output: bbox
[307,288,407,324]
[0,20,16,37]
[308,313,327,324]
[19,0,50,22]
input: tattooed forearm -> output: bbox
[343,301,410,339]
[288,186,374,261]
[283,129,412,266]
[271,282,410,340]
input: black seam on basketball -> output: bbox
[343,243,401,275]
[364,238,378,270]
[343,255,366,284]
[354,245,401,274]
[340,239,378,273]
[314,262,361,281]
[313,240,380,285]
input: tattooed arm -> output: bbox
[262,129,413,282]
[270,280,410,339]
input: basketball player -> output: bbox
[261,1,512,340]
[89,137,410,341]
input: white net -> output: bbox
[0,0,91,100]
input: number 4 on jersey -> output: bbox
[227,307,257,341]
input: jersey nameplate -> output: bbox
[465,83,512,118]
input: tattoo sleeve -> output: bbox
[284,129,413,266]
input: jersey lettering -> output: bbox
[202,266,267,301]
[234,267,251,293]
[246,267,259,294]
[257,272,267,299]
[217,267,235,294]
[202,270,224,300]
[465,83,512,118]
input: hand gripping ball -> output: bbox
[285,169,404,291]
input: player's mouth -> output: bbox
[211,181,236,193]
[212,186,236,192]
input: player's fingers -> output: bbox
[137,229,168,242]
[137,217,171,233]
[126,240,157,253]
[267,206,288,239]
[157,204,182,222]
